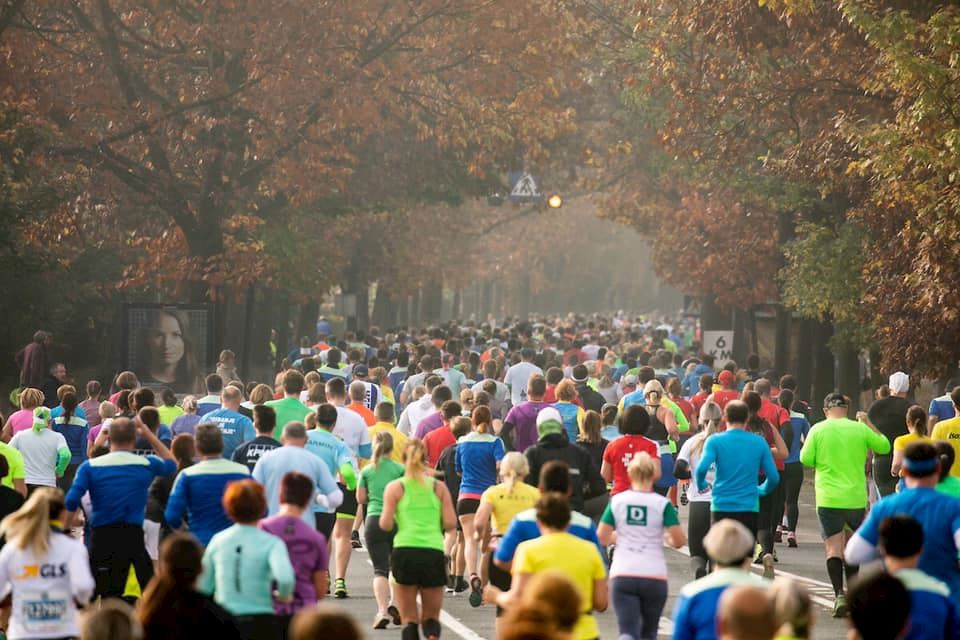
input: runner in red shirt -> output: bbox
[709,370,740,410]
[690,373,715,417]
[600,405,660,495]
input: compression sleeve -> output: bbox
[844,532,877,565]
[338,462,357,491]
[55,447,72,476]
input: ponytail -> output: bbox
[0,486,63,555]
[61,391,78,424]
[500,452,529,494]
[372,431,394,467]
[401,439,430,482]
[138,534,203,632]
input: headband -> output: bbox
[903,457,938,475]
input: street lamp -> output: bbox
[547,194,563,209]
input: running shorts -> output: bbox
[365,515,395,578]
[391,547,447,588]
[315,512,336,540]
[816,507,865,540]
[457,498,481,517]
[336,483,359,519]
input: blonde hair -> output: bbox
[0,487,64,556]
[98,401,117,420]
[770,578,813,639]
[500,452,529,493]
[181,395,198,414]
[304,412,318,430]
[249,384,274,405]
[304,371,322,389]
[218,349,236,363]
[555,379,577,402]
[19,388,44,410]
[692,400,723,458]
[643,380,664,403]
[401,439,430,481]
[578,410,602,445]
[83,598,143,640]
[627,451,658,485]
[372,431,394,467]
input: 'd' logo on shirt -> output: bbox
[626,505,648,526]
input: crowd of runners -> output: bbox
[0,313,959,640]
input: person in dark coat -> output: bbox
[15,331,51,390]
[525,407,605,512]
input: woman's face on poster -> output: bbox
[149,312,185,366]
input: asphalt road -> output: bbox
[331,475,853,639]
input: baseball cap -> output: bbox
[703,520,755,565]
[823,392,849,409]
[889,371,910,394]
[536,407,564,439]
[352,364,369,378]
[624,374,638,386]
[718,370,735,385]
[536,407,562,427]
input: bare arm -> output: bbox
[661,407,679,440]
[597,522,616,547]
[891,447,905,477]
[592,578,609,612]
[601,459,613,484]
[771,422,788,460]
[665,524,686,549]
[378,481,401,532]
[13,479,26,498]
[474,500,494,542]
[356,485,368,505]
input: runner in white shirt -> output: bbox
[397,375,443,436]
[674,401,723,579]
[0,487,94,640]
[504,349,543,406]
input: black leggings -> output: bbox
[687,501,712,577]
[90,523,154,600]
[757,479,785,555]
[781,462,804,532]
[364,515,395,578]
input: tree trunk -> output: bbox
[795,318,816,403]
[372,283,399,330]
[835,341,862,411]
[451,288,462,321]
[480,281,493,320]
[775,305,791,377]
[298,302,319,341]
[421,280,443,325]
[411,288,422,327]
[811,318,835,423]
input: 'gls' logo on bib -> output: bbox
[626,505,648,526]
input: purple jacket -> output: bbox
[504,401,551,453]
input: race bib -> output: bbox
[21,589,68,634]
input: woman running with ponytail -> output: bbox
[137,533,238,639]
[454,405,505,606]
[744,390,788,578]
[358,431,405,629]
[473,452,540,630]
[0,487,94,640]
[380,439,457,640]
[674,400,723,578]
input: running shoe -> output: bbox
[774,526,783,543]
[468,574,483,607]
[387,604,401,626]
[351,530,363,549]
[680,484,689,506]
[454,576,469,593]
[373,613,391,630]
[753,546,764,565]
[334,578,348,599]
[786,531,797,548]
[833,594,847,618]
[762,553,775,580]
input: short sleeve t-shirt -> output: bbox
[358,459,404,516]
[868,396,910,447]
[454,432,505,497]
[504,362,544,405]
[264,397,312,440]
[10,428,68,486]
[513,532,607,640]
[259,515,329,615]
[677,435,712,503]
[480,482,540,534]
[601,489,679,579]
[932,417,960,479]
[800,417,891,509]
[7,410,34,436]
[424,427,456,467]
[893,432,927,451]
[602,435,660,495]
[333,406,371,460]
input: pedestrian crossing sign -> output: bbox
[509,171,545,203]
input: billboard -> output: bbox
[122,304,213,394]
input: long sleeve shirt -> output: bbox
[164,458,251,546]
[696,428,779,513]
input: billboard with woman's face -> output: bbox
[123,304,212,393]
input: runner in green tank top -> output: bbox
[380,439,456,640]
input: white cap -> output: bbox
[889,371,910,394]
[536,407,562,427]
